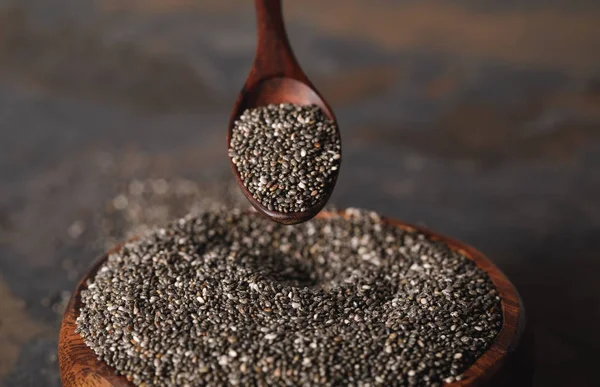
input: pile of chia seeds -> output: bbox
[228,103,341,213]
[76,209,502,386]
[96,177,245,250]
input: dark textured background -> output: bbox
[1,1,599,386]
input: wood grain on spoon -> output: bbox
[226,0,341,225]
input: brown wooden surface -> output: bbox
[59,210,528,386]
[226,0,341,225]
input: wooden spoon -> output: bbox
[226,0,341,225]
[59,211,532,386]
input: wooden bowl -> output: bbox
[59,211,532,386]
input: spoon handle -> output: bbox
[253,0,305,82]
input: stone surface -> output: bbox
[0,1,599,386]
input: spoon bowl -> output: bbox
[227,0,340,225]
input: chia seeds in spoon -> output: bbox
[228,103,341,214]
[76,208,502,386]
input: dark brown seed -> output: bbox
[77,208,502,387]
[228,104,341,214]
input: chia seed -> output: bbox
[228,103,341,214]
[76,208,502,386]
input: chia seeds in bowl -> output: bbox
[76,208,502,386]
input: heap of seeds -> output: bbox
[76,209,502,386]
[228,103,341,213]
